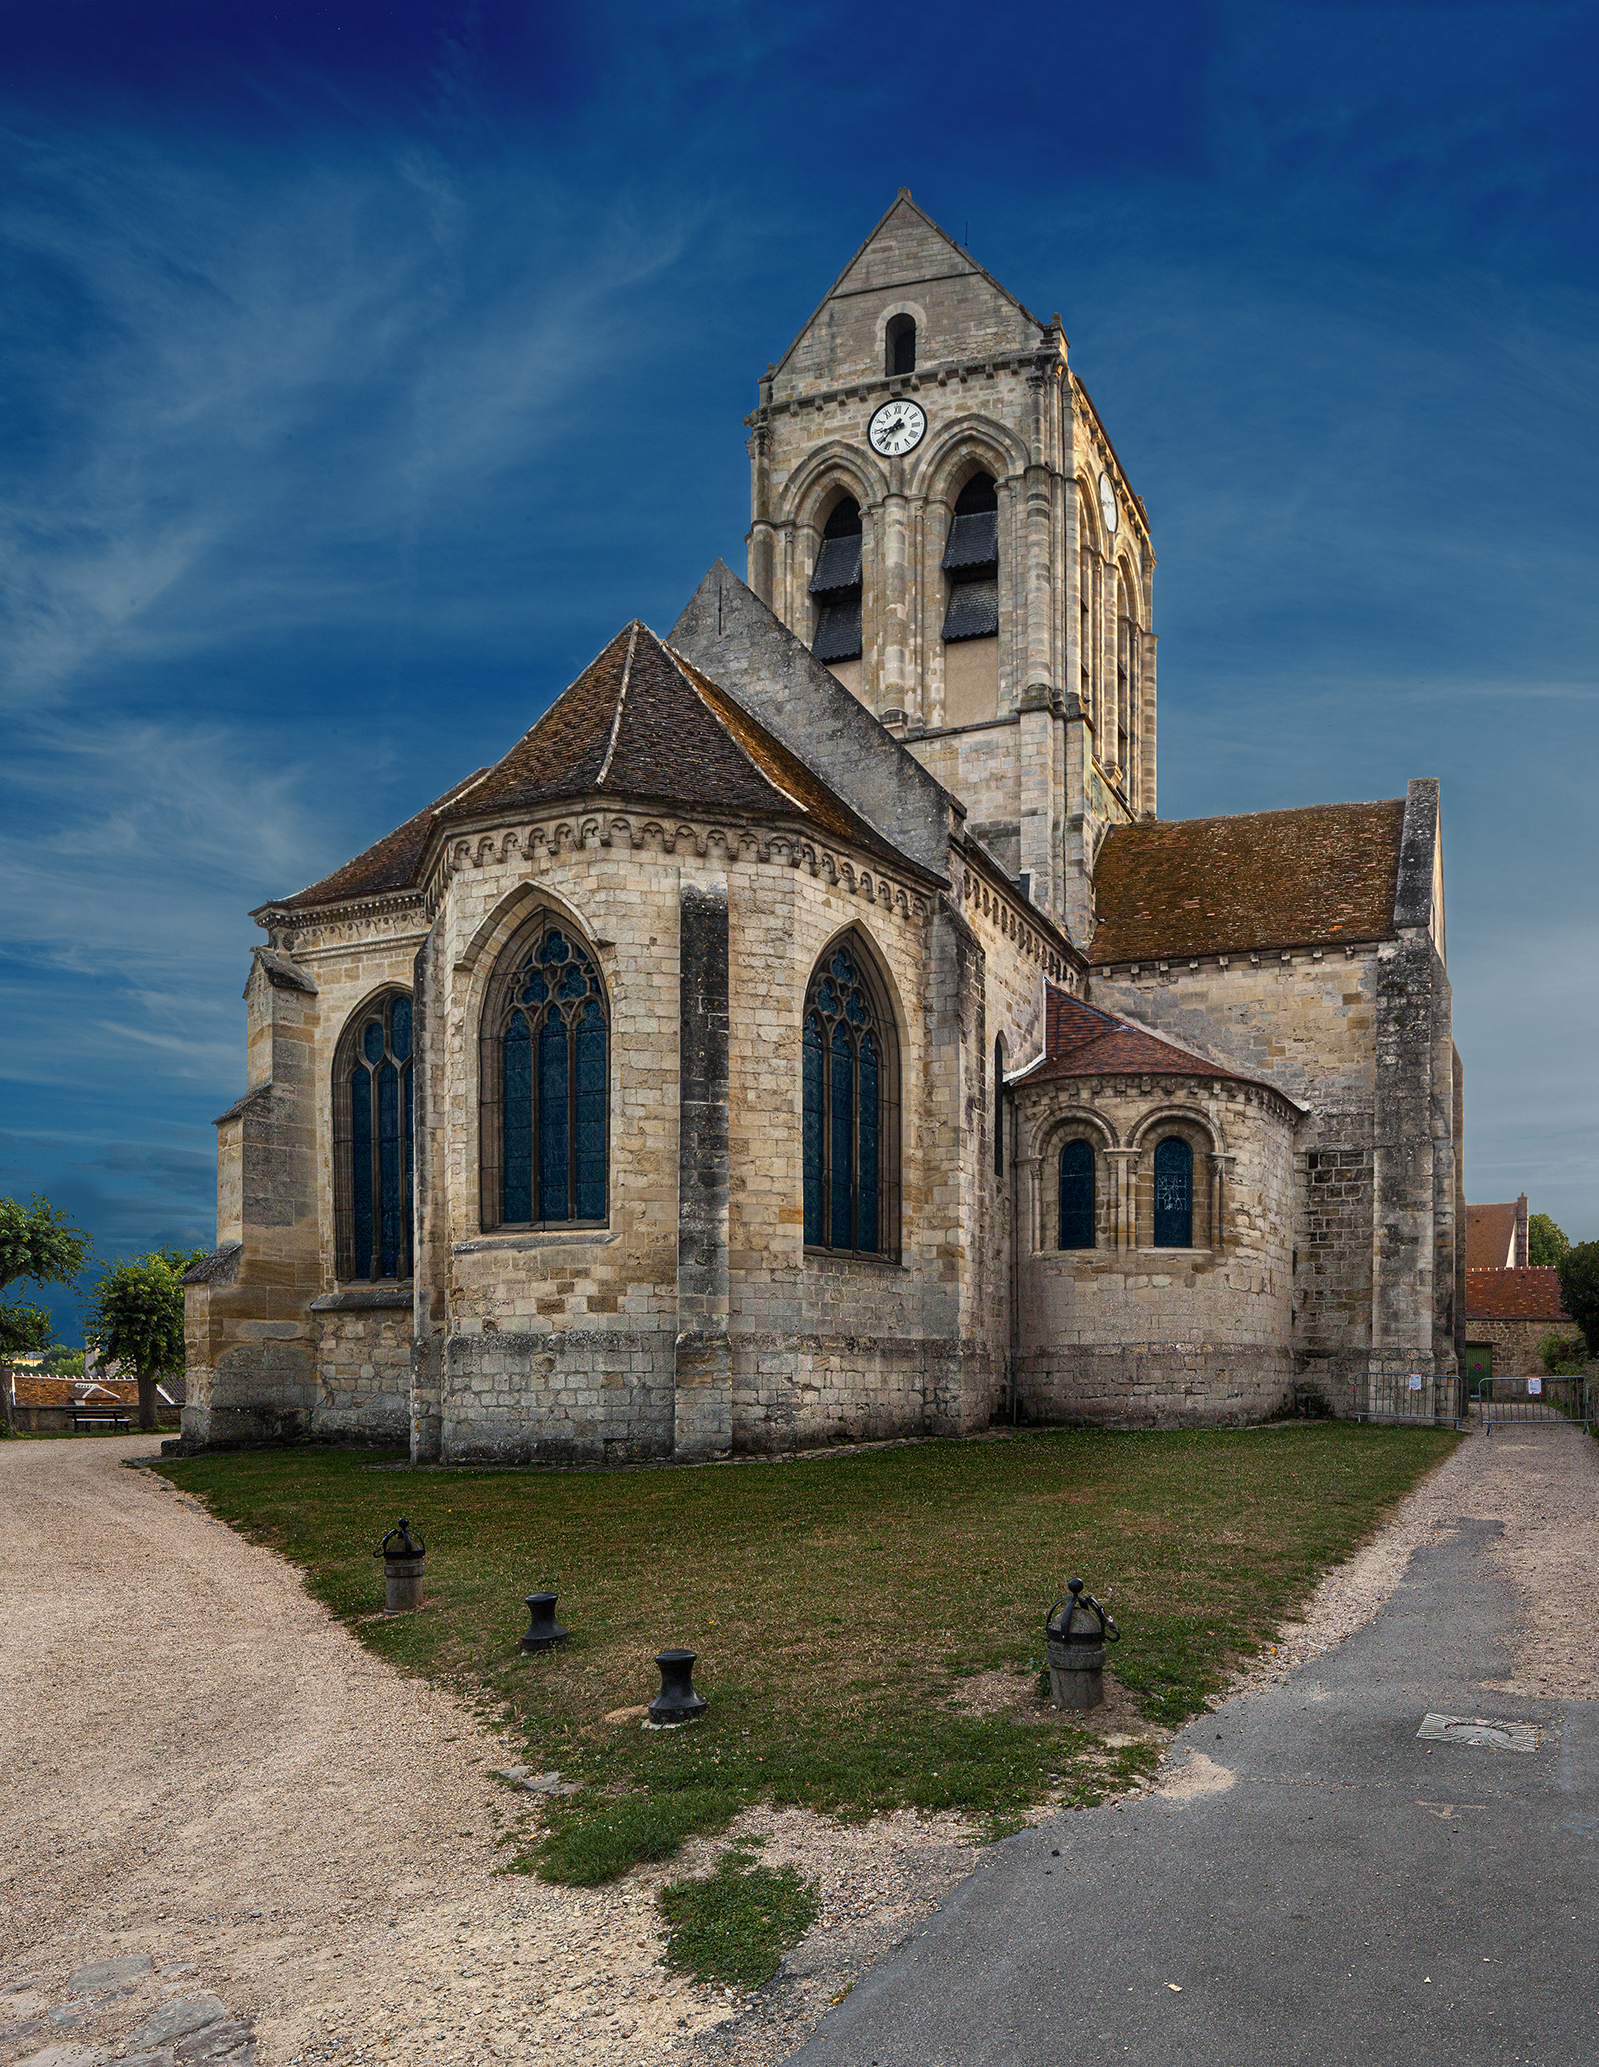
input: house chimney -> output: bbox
[1515,1193,1529,1268]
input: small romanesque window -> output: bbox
[802,934,899,1257]
[885,314,916,375]
[1059,1139,1095,1249]
[809,496,863,663]
[942,472,999,643]
[480,914,608,1231]
[1152,1136,1193,1248]
[335,992,413,1281]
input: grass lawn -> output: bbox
[156,1422,1454,1888]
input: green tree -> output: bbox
[1528,1213,1571,1268]
[84,1248,206,1432]
[0,1195,91,1433]
[43,1347,86,1377]
[1557,1243,1599,1360]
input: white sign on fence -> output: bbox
[1528,1376,1543,1397]
[1408,1373,1424,1392]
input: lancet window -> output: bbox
[1059,1138,1095,1250]
[335,991,414,1282]
[1152,1136,1193,1249]
[480,914,608,1232]
[810,495,863,663]
[802,934,899,1257]
[885,313,916,375]
[942,471,999,644]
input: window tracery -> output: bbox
[802,935,899,1257]
[480,914,608,1231]
[1059,1138,1095,1249]
[1152,1135,1193,1248]
[335,991,413,1282]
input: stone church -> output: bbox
[181,192,1463,1460]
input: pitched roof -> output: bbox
[1466,1202,1519,1271]
[272,622,924,912]
[1465,1268,1570,1323]
[1089,800,1407,964]
[1016,986,1262,1089]
[278,768,487,911]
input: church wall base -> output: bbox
[437,1327,677,1464]
[1017,1343,1294,1429]
[731,1335,1005,1452]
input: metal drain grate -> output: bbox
[1417,1712,1539,1752]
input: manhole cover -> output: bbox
[1417,1712,1539,1752]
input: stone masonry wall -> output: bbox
[1013,1072,1298,1427]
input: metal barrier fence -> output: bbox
[1355,1370,1466,1429]
[1478,1374,1594,1434]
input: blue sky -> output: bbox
[3,1,1595,1341]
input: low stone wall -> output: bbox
[1016,1343,1294,1429]
[10,1405,182,1433]
[1465,1316,1576,1375]
[731,1334,1003,1452]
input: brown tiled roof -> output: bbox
[1466,1203,1519,1271]
[1089,799,1407,964]
[279,769,488,910]
[1020,987,1255,1087]
[1465,1267,1570,1322]
[277,623,922,912]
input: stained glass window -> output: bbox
[491,919,608,1228]
[1058,1139,1095,1249]
[801,936,897,1256]
[340,992,414,1281]
[1152,1136,1193,1249]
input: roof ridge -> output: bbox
[595,621,639,788]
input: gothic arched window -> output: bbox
[942,471,999,644]
[1152,1136,1193,1249]
[335,991,414,1281]
[1059,1139,1095,1250]
[810,495,863,664]
[480,914,608,1232]
[802,935,899,1257]
[885,313,916,375]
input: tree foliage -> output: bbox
[1556,1243,1599,1358]
[1528,1212,1571,1269]
[0,1195,91,1299]
[85,1248,206,1430]
[0,1300,53,1357]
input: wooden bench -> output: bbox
[72,1410,132,1432]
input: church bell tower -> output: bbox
[745,190,1157,947]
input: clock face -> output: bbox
[868,397,927,457]
[1098,470,1119,534]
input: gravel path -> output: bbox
[7,1418,1590,2067]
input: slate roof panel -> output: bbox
[1089,799,1407,964]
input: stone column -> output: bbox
[878,468,910,725]
[674,880,731,1460]
[1107,1148,1142,1254]
[409,918,448,1463]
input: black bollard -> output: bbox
[648,1649,707,1724]
[520,1592,571,1652]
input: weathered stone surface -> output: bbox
[173,2019,253,2061]
[128,1995,226,2048]
[67,1954,153,1995]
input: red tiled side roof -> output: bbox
[1466,1203,1519,1271]
[1022,987,1253,1086]
[1089,799,1406,964]
[1465,1268,1570,1322]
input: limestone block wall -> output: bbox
[1088,945,1381,1409]
[308,1293,412,1442]
[1464,1316,1576,1374]
[1013,1073,1299,1427]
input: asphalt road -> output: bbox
[786,1452,1599,2066]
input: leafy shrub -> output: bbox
[1557,1244,1599,1358]
[1541,1333,1589,1377]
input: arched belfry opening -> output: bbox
[941,471,999,725]
[885,313,916,375]
[809,495,863,681]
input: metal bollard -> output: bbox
[648,1649,707,1724]
[1044,1577,1120,1711]
[521,1592,571,1652]
[376,1518,426,1613]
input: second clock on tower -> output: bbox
[867,398,927,457]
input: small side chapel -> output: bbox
[182,193,1464,1460]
